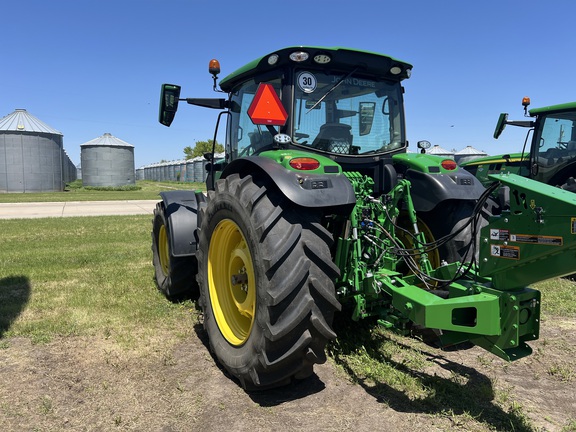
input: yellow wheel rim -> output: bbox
[158,224,170,277]
[396,215,441,271]
[208,219,256,346]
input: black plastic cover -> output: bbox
[405,168,485,212]
[160,191,201,257]
[221,156,356,214]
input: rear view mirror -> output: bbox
[359,102,376,136]
[493,113,508,139]
[159,84,181,127]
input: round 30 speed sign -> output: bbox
[297,72,317,93]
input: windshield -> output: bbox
[293,70,405,155]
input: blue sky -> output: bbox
[2,0,575,168]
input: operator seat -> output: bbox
[247,130,273,153]
[311,123,353,154]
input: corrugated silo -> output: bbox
[62,150,78,184]
[168,161,176,181]
[185,159,194,182]
[0,109,65,193]
[193,157,205,182]
[178,160,186,182]
[136,167,145,181]
[455,146,488,164]
[80,133,135,187]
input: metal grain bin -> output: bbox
[167,161,176,181]
[80,133,135,187]
[185,159,195,182]
[0,109,65,193]
[178,160,186,182]
[193,158,205,182]
[136,167,145,180]
[455,146,488,165]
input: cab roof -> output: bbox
[529,101,576,116]
[218,46,413,92]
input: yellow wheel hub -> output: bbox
[208,219,256,346]
[158,224,170,277]
[396,215,441,271]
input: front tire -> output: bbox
[197,174,341,389]
[151,202,199,300]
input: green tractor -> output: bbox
[462,98,576,192]
[152,47,576,390]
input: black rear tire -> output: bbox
[197,174,341,389]
[419,201,480,265]
[151,202,199,300]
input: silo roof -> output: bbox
[455,145,486,156]
[80,132,134,148]
[0,109,62,135]
[428,145,453,155]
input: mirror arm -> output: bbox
[506,120,534,128]
[184,98,228,109]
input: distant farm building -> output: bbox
[80,133,135,187]
[0,109,76,193]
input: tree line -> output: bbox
[183,139,225,159]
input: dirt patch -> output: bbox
[0,317,575,431]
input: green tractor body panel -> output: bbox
[479,173,576,288]
[257,149,343,174]
[461,152,527,188]
[155,47,576,389]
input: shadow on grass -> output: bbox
[0,276,31,338]
[190,309,531,431]
[329,318,534,432]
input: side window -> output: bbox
[227,78,281,161]
[537,114,576,166]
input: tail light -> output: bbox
[441,159,457,171]
[289,157,320,171]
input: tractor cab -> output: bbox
[160,47,413,193]
[527,102,576,186]
[221,48,411,177]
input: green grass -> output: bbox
[0,180,206,203]
[0,215,196,347]
[534,277,576,317]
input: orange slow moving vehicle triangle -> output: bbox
[247,83,288,126]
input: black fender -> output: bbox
[220,156,356,214]
[159,190,206,257]
[405,168,486,212]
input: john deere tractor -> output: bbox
[152,47,576,389]
[462,98,576,192]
